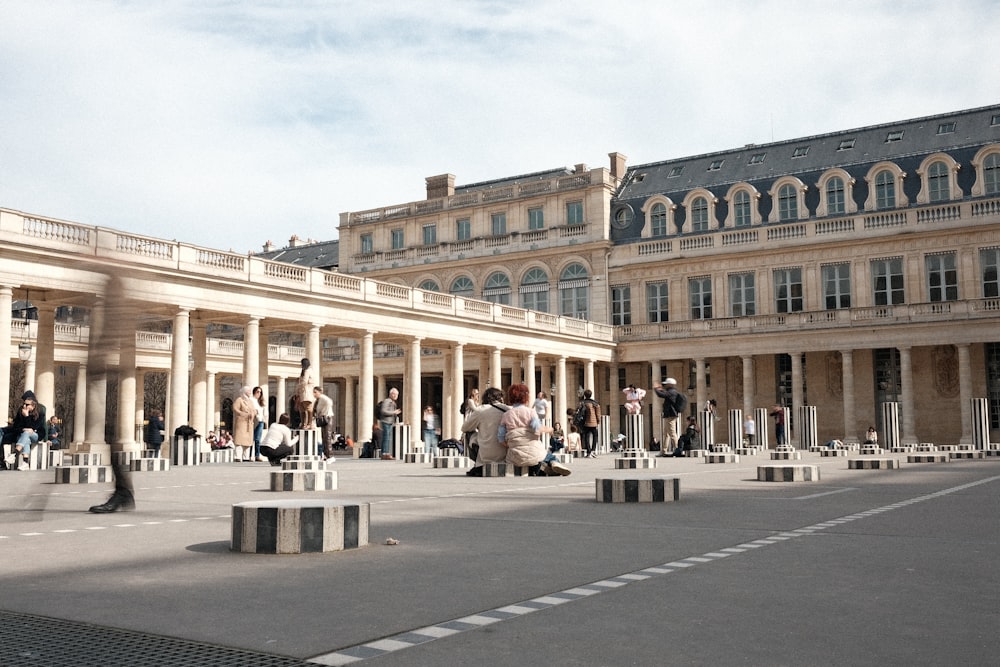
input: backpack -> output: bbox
[673,392,688,415]
[460,401,468,416]
[573,402,589,428]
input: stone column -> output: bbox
[34,302,56,411]
[24,358,36,395]
[841,350,858,443]
[168,308,191,434]
[790,352,803,446]
[116,306,138,448]
[478,355,489,393]
[898,346,917,444]
[136,370,146,444]
[243,316,260,389]
[608,360,620,436]
[741,355,754,418]
[207,371,218,431]
[74,362,87,447]
[958,344,973,445]
[585,359,596,397]
[555,356,568,426]
[358,332,374,443]
[651,358,663,443]
[525,352,537,410]
[451,343,465,437]
[343,375,356,439]
[405,337,422,444]
[84,297,109,452]
[258,326,270,419]
[191,319,208,436]
[0,286,11,427]
[491,347,502,390]
[307,324,322,379]
[510,355,522,385]
[695,358,707,410]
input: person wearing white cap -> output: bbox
[653,377,687,457]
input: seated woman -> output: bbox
[4,393,46,470]
[259,413,299,466]
[564,424,582,454]
[46,416,62,450]
[498,383,570,477]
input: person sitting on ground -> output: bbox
[212,430,234,450]
[259,413,299,466]
[462,387,508,476]
[498,383,571,477]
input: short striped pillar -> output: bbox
[171,435,201,466]
[392,423,411,460]
[614,457,657,469]
[433,455,469,469]
[231,499,368,554]
[130,458,170,472]
[971,398,990,450]
[757,464,819,482]
[625,414,644,450]
[72,453,103,466]
[481,462,512,477]
[699,410,715,447]
[728,410,743,449]
[880,402,900,450]
[848,458,900,470]
[754,408,770,448]
[797,406,817,450]
[599,415,611,454]
[270,469,338,491]
[595,477,680,503]
[28,441,51,470]
[293,428,320,457]
[908,454,948,463]
[54,466,111,484]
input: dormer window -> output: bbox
[937,122,956,135]
[792,146,810,158]
[708,159,724,171]
[748,153,766,165]
[886,130,904,143]
[838,139,856,151]
[668,166,684,177]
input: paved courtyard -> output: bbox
[2,450,999,666]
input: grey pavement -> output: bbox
[1,450,999,666]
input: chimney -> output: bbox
[288,234,303,248]
[262,240,275,252]
[426,173,456,200]
[574,163,588,175]
[608,152,627,180]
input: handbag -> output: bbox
[315,416,328,428]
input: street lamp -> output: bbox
[17,290,31,362]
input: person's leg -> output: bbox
[380,421,394,458]
[90,455,135,513]
[253,422,264,460]
[323,421,335,459]
[544,452,572,476]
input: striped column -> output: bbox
[392,423,411,460]
[797,406,817,450]
[880,402,900,450]
[625,413,644,450]
[293,428,319,457]
[599,415,611,454]
[699,410,715,447]
[728,409,742,447]
[231,500,369,554]
[754,407,770,448]
[970,398,990,450]
[171,435,201,466]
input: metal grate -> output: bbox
[0,610,312,667]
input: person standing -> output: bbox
[232,385,256,462]
[378,387,401,460]
[532,391,550,424]
[252,386,266,461]
[770,405,786,446]
[653,378,687,457]
[743,414,756,447]
[576,389,602,459]
[144,409,165,458]
[313,385,336,460]
[422,405,440,456]
[462,388,480,417]
[296,358,315,429]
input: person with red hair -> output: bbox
[498,383,571,476]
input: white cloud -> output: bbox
[1,0,997,252]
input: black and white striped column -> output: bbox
[728,409,742,448]
[754,407,770,448]
[171,435,201,466]
[970,398,990,450]
[797,406,817,450]
[625,413,644,450]
[392,423,411,460]
[293,428,319,457]
[699,410,715,447]
[880,402,900,450]
[599,415,611,454]
[231,499,369,554]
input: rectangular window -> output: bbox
[774,268,803,313]
[360,233,373,254]
[792,146,810,158]
[566,201,584,225]
[521,288,549,313]
[729,273,756,317]
[611,285,631,326]
[886,130,904,142]
[827,179,845,215]
[748,153,766,165]
[822,263,851,309]
[491,212,506,236]
[528,207,544,230]
[837,138,856,151]
[390,228,404,250]
[937,122,956,134]
[872,257,905,305]
[456,218,471,241]
[708,159,724,171]
[981,248,1000,298]
[646,282,669,323]
[926,253,958,302]
[668,166,684,177]
[422,224,437,246]
[689,277,712,320]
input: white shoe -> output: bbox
[548,461,572,476]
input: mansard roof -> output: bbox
[455,166,576,194]
[615,104,1000,203]
[257,239,339,270]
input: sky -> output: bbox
[1,0,997,254]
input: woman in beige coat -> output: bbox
[232,385,256,462]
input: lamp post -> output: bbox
[18,290,32,362]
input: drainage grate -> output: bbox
[0,610,313,667]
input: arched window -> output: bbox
[986,153,1000,195]
[418,280,439,292]
[650,203,668,236]
[690,196,709,231]
[449,276,474,298]
[875,170,896,210]
[928,161,950,202]
[558,263,589,319]
[777,184,798,221]
[483,272,511,305]
[826,176,845,215]
[733,191,752,227]
[520,267,549,312]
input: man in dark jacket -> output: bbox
[653,378,685,457]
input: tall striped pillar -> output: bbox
[754,407,770,448]
[728,409,743,447]
[599,415,611,454]
[699,410,715,447]
[880,402,900,450]
[970,398,990,450]
[797,406,817,449]
[625,413,644,450]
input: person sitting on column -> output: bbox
[499,383,571,477]
[3,391,46,470]
[46,415,62,450]
[232,385,256,463]
[377,387,401,460]
[260,413,300,466]
[864,426,878,445]
[622,384,646,415]
[313,385,337,461]
[296,358,315,429]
